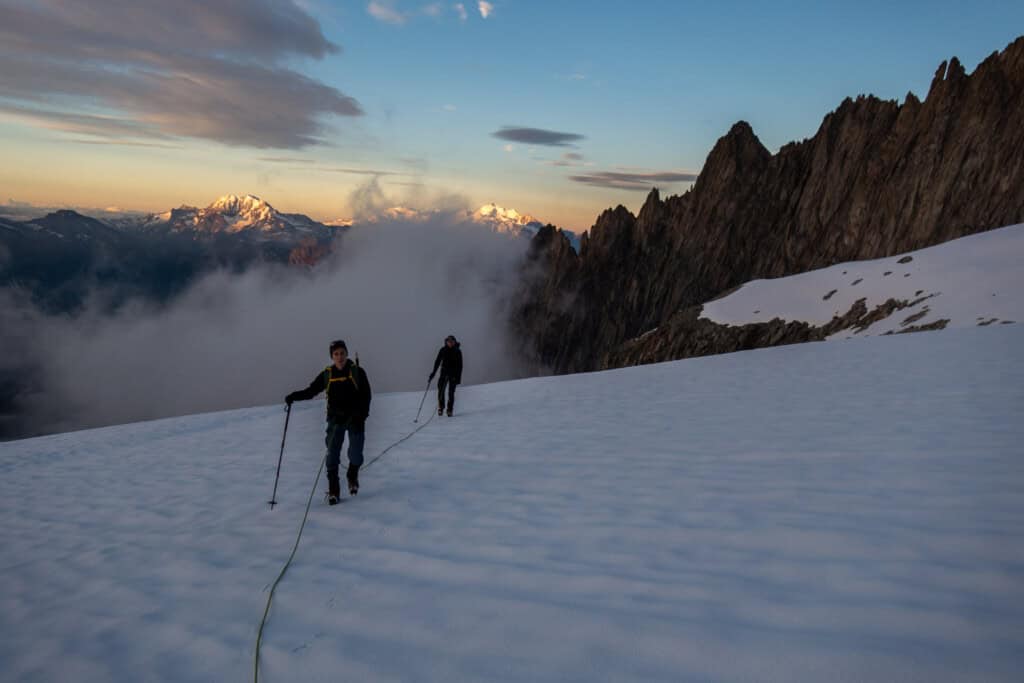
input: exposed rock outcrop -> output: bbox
[604,295,947,367]
[514,37,1024,373]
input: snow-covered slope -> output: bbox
[702,223,1024,337]
[1,324,1022,681]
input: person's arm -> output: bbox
[430,348,443,378]
[454,349,463,384]
[286,371,326,404]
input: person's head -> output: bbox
[329,339,348,367]
[445,335,456,347]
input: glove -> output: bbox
[285,392,297,405]
[428,372,435,381]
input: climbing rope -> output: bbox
[254,410,436,682]
[365,411,435,470]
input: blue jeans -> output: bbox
[325,418,365,471]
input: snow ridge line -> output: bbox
[253,410,437,683]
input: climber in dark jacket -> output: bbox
[285,339,371,504]
[429,335,462,416]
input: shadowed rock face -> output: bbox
[513,37,1024,373]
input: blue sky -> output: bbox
[1,0,1021,230]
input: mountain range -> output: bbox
[109,194,337,240]
[0,196,334,314]
[513,36,1024,373]
[0,194,554,314]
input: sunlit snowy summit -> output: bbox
[345,202,580,249]
[130,194,334,238]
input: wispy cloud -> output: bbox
[399,156,430,171]
[546,151,586,167]
[368,1,452,24]
[67,139,183,149]
[322,167,409,177]
[454,3,468,21]
[0,104,167,139]
[492,126,585,147]
[0,0,361,149]
[568,170,699,190]
[257,157,319,164]
[478,1,494,18]
[367,1,407,24]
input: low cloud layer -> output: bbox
[0,0,361,148]
[492,127,585,147]
[569,170,699,190]
[2,212,532,438]
[0,198,144,222]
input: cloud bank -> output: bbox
[2,210,532,438]
[491,126,585,147]
[0,0,361,148]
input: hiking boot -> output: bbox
[326,493,339,506]
[438,407,444,416]
[347,464,360,495]
[327,470,341,500]
[447,408,453,417]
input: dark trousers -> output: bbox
[325,417,365,496]
[437,375,457,411]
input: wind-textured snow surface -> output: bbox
[702,222,1024,337]
[1,325,1022,682]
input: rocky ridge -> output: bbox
[514,37,1024,373]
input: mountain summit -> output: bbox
[473,203,541,230]
[205,194,278,228]
[123,194,333,240]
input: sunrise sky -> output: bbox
[1,0,1021,231]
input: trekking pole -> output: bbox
[268,403,292,508]
[413,378,433,423]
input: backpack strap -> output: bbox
[324,362,359,390]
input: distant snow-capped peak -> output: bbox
[125,194,337,239]
[207,194,275,219]
[470,203,548,241]
[335,201,579,249]
[201,194,278,231]
[473,203,540,228]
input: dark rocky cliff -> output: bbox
[513,37,1024,373]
